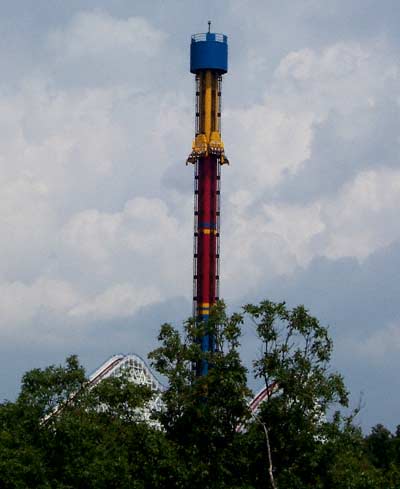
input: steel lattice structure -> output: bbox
[89,354,164,427]
[186,24,229,376]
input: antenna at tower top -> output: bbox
[208,20,211,33]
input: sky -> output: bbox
[1,0,400,431]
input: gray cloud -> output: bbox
[1,1,400,431]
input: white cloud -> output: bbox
[219,40,400,289]
[49,10,166,58]
[221,192,299,299]
[226,40,398,196]
[322,168,400,260]
[226,104,314,189]
[262,202,324,264]
[272,41,398,121]
[223,167,400,278]
[0,277,162,345]
[0,174,56,281]
[0,80,131,282]
[62,196,184,260]
[62,196,192,296]
[0,78,128,196]
[62,208,122,263]
[0,278,78,326]
[69,283,161,319]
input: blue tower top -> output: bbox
[190,31,228,74]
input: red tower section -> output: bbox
[193,155,220,355]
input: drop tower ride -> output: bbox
[186,23,229,376]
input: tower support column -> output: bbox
[187,29,228,375]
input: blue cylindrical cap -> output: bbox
[190,32,228,74]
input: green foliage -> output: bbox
[365,423,395,469]
[0,356,172,488]
[0,300,398,488]
[149,301,252,489]
[242,301,349,488]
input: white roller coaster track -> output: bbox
[89,355,274,430]
[89,353,165,427]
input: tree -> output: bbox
[241,301,349,488]
[0,356,174,489]
[0,355,87,488]
[363,424,400,488]
[1,299,397,488]
[365,423,395,470]
[148,300,252,489]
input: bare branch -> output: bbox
[253,413,278,489]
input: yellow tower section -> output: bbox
[187,71,228,165]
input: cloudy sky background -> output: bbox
[1,0,400,430]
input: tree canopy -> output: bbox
[0,300,398,488]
